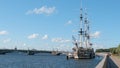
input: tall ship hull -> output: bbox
[73,47,95,59]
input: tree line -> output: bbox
[96,44,120,55]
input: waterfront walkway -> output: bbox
[106,56,118,68]
[96,53,119,68]
[110,55,120,67]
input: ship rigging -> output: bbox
[71,0,95,59]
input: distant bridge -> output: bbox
[0,49,52,55]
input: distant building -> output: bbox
[14,46,17,50]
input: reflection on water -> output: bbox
[0,53,102,68]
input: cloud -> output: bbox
[67,20,72,24]
[91,31,100,38]
[51,38,71,43]
[26,6,56,15]
[28,33,39,39]
[42,35,48,40]
[0,30,8,35]
[3,39,11,43]
[23,43,26,46]
[93,43,105,51]
[72,29,77,33]
[65,20,72,25]
[54,44,73,51]
[52,38,62,42]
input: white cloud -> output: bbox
[42,35,48,40]
[67,20,72,24]
[3,39,11,43]
[51,38,71,43]
[63,40,71,43]
[54,44,73,51]
[93,45,104,49]
[93,43,105,51]
[26,6,56,15]
[23,43,26,46]
[28,33,39,39]
[91,31,100,38]
[65,20,72,25]
[72,29,77,33]
[0,30,8,35]
[52,38,62,42]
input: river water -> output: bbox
[0,53,102,68]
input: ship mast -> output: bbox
[84,8,89,49]
[79,0,84,47]
[79,0,90,48]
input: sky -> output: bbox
[0,0,120,51]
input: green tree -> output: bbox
[116,44,120,55]
[110,47,117,54]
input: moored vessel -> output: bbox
[71,0,95,59]
[52,49,61,56]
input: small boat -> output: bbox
[51,50,61,56]
[27,49,35,55]
[27,51,35,55]
[67,52,74,59]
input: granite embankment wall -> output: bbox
[96,53,118,68]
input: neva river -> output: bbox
[0,53,102,68]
